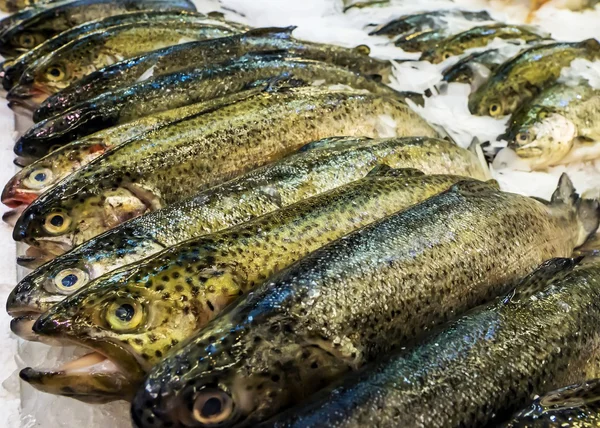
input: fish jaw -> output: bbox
[7,82,49,109]
[2,173,40,208]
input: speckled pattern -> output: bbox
[0,0,197,58]
[36,27,392,120]
[262,261,600,428]
[132,180,595,427]
[469,39,600,117]
[23,55,401,146]
[25,171,466,401]
[13,86,437,252]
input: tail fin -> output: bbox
[551,173,600,245]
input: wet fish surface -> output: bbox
[12,86,437,254]
[260,258,600,428]
[468,39,600,117]
[394,28,448,53]
[36,26,392,120]
[6,136,487,338]
[22,170,467,402]
[131,175,599,427]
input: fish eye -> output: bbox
[193,389,234,425]
[16,32,43,49]
[45,64,66,82]
[43,211,72,235]
[106,299,144,332]
[23,167,54,190]
[488,103,503,117]
[516,132,531,144]
[53,268,89,294]
[442,51,452,60]
[538,110,549,119]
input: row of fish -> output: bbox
[1,1,600,427]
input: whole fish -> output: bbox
[420,24,546,64]
[13,86,437,255]
[1,10,213,91]
[129,175,599,427]
[0,0,196,58]
[21,54,400,148]
[22,170,468,402]
[256,258,600,428]
[503,83,600,170]
[7,18,246,109]
[468,39,600,117]
[36,27,391,120]
[6,136,487,340]
[504,379,600,427]
[4,87,266,204]
[394,28,447,53]
[369,9,492,38]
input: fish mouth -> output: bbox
[20,349,138,403]
[7,84,49,108]
[16,245,55,268]
[2,175,40,208]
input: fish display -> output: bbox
[6,136,487,337]
[504,379,600,427]
[13,86,437,254]
[469,39,600,117]
[20,54,401,147]
[504,83,600,170]
[368,9,492,38]
[7,17,246,109]
[0,0,197,58]
[257,258,600,428]
[420,24,546,63]
[130,176,598,426]
[21,170,469,402]
[35,27,392,120]
[0,10,213,91]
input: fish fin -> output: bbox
[366,164,424,178]
[551,174,578,206]
[468,137,492,180]
[298,136,368,152]
[503,257,583,304]
[353,44,371,56]
[243,26,296,39]
[539,379,600,409]
[207,11,226,19]
[580,38,600,51]
[449,179,499,195]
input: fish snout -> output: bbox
[2,174,38,208]
[10,314,41,341]
[7,84,33,101]
[32,312,71,337]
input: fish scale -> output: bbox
[130,176,599,427]
[24,171,467,402]
[13,86,437,254]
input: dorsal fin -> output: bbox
[244,26,296,39]
[298,136,369,152]
[503,257,583,305]
[449,179,499,195]
[353,44,371,56]
[366,165,424,178]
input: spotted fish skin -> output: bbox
[258,259,600,428]
[1,10,210,91]
[504,379,600,427]
[0,0,197,58]
[6,136,486,326]
[468,39,600,117]
[22,54,400,148]
[36,26,392,119]
[131,177,598,428]
[13,86,437,254]
[26,171,467,402]
[8,16,245,110]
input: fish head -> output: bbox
[3,141,108,208]
[507,106,576,169]
[13,178,154,254]
[0,29,48,57]
[469,85,519,118]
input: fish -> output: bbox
[256,257,600,428]
[368,9,492,38]
[504,379,600,427]
[393,28,448,53]
[420,24,546,64]
[20,54,401,149]
[1,10,215,91]
[35,27,392,120]
[12,85,437,255]
[0,0,66,35]
[468,39,600,117]
[0,0,197,58]
[6,136,488,339]
[7,17,246,110]
[22,169,470,402]
[4,87,266,205]
[441,48,513,89]
[503,83,600,170]
[129,174,599,427]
